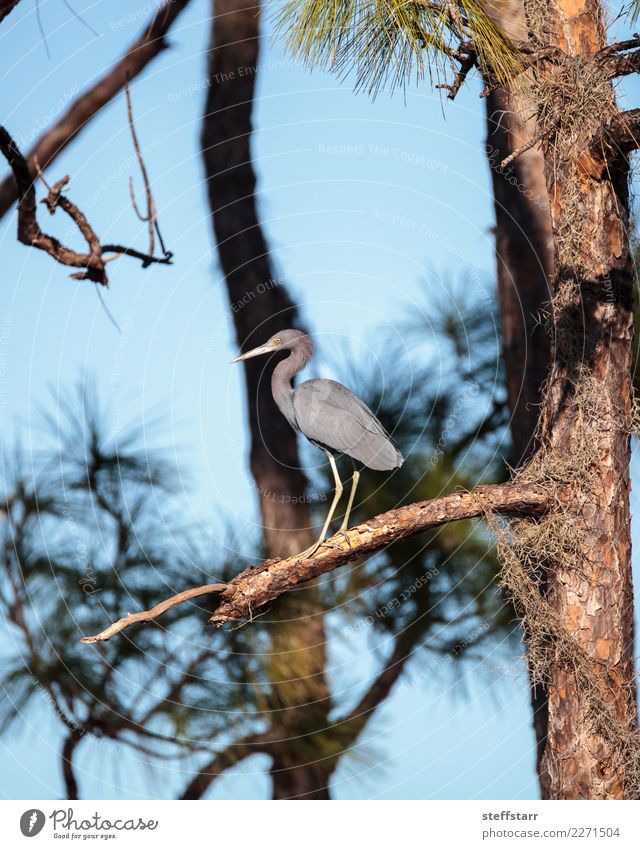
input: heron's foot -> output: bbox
[320,529,353,552]
[336,527,353,548]
[296,539,327,560]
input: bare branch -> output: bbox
[80,583,229,644]
[125,78,158,258]
[209,482,553,626]
[82,482,555,645]
[0,126,173,283]
[594,109,640,156]
[597,35,640,78]
[0,0,192,220]
[0,1,21,25]
[180,732,270,799]
[437,45,477,100]
[0,125,107,283]
[499,127,552,169]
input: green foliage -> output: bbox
[275,0,522,95]
[0,385,265,768]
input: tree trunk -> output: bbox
[270,760,331,800]
[523,0,638,798]
[485,0,554,787]
[485,1,553,466]
[201,0,333,799]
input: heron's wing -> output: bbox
[293,379,403,471]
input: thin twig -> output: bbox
[499,127,552,169]
[437,45,477,100]
[80,583,229,644]
[125,78,155,257]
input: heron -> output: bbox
[232,329,404,558]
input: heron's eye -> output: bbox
[273,337,281,345]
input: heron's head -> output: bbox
[231,329,313,363]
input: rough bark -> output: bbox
[201,0,332,799]
[485,0,554,787]
[209,482,553,625]
[0,0,192,220]
[523,0,638,799]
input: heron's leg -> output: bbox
[298,453,343,559]
[338,469,360,536]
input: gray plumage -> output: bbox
[292,379,403,470]
[232,328,403,556]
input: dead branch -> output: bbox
[499,127,552,169]
[0,0,192,220]
[437,45,477,100]
[80,583,229,644]
[0,125,107,282]
[81,482,554,644]
[209,482,553,626]
[597,34,640,78]
[602,50,640,78]
[593,109,640,156]
[0,0,21,24]
[0,126,172,284]
[125,79,164,259]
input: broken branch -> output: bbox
[0,125,172,284]
[593,109,640,156]
[0,0,192,220]
[80,583,229,644]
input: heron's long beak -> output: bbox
[231,343,275,363]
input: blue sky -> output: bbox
[0,0,639,800]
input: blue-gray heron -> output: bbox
[232,329,404,557]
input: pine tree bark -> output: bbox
[522,0,638,798]
[201,0,333,799]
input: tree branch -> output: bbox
[61,728,83,800]
[0,0,192,220]
[80,583,228,643]
[0,0,21,24]
[597,35,640,78]
[0,125,172,283]
[211,483,552,626]
[594,109,640,156]
[437,45,478,100]
[81,482,554,645]
[0,126,106,281]
[180,732,269,799]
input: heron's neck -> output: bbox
[271,340,312,429]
